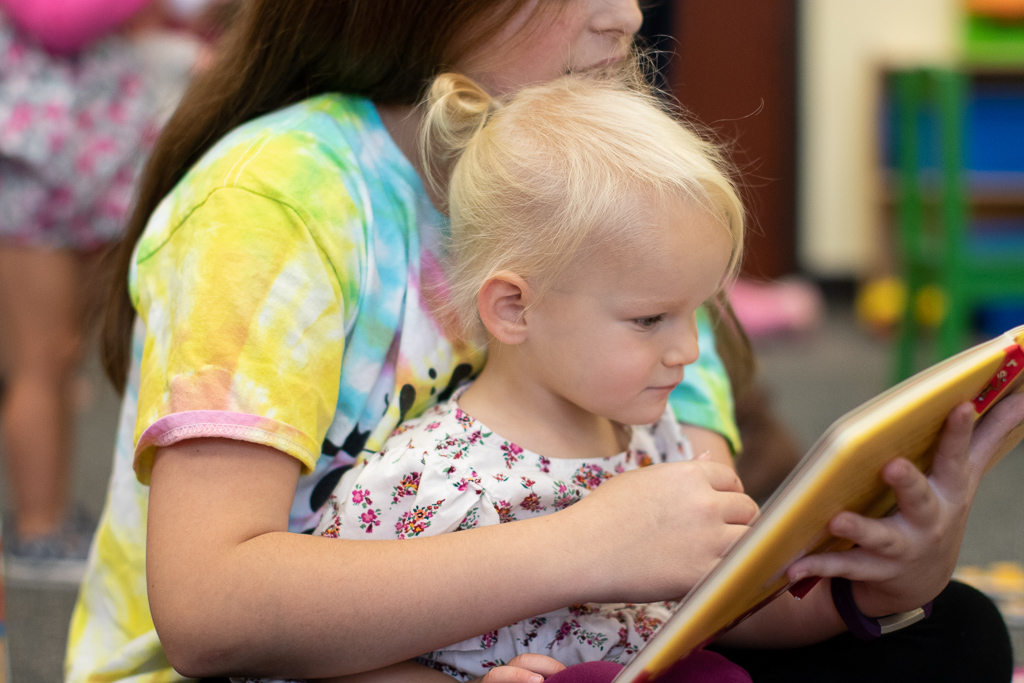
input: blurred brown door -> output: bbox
[669,0,798,280]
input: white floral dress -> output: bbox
[300,386,692,681]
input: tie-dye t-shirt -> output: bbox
[65,93,739,683]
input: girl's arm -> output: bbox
[146,437,756,680]
[0,0,150,53]
[677,425,734,467]
[718,393,1024,647]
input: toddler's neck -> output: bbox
[457,356,629,460]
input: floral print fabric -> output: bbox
[313,388,692,680]
[0,12,158,249]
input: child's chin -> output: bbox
[620,404,669,426]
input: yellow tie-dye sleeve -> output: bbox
[132,187,348,483]
[668,306,741,453]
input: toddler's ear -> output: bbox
[477,271,531,345]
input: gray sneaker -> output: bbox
[2,508,95,586]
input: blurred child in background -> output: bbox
[0,0,224,581]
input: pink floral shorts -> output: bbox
[0,17,159,250]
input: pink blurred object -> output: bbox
[544,651,751,683]
[546,661,624,683]
[0,0,149,54]
[728,277,825,338]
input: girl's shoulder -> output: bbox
[133,93,428,275]
[164,93,417,215]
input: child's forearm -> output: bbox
[148,438,755,679]
[147,440,589,679]
[314,660,455,683]
[1,0,149,53]
[714,579,846,648]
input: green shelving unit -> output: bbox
[965,15,1024,66]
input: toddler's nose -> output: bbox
[666,322,700,367]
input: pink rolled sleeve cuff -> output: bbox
[134,410,320,485]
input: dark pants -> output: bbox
[709,581,1013,682]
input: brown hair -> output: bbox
[100,0,543,389]
[709,290,756,398]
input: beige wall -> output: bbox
[799,0,961,277]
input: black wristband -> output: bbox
[830,577,933,640]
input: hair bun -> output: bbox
[421,73,497,199]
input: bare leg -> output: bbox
[0,246,92,538]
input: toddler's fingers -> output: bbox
[827,511,906,559]
[787,545,893,585]
[970,392,1024,471]
[504,654,567,678]
[479,654,566,683]
[881,458,938,527]
[480,666,546,683]
[721,491,760,526]
[928,403,974,492]
[693,461,745,494]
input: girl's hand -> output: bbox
[788,393,1024,617]
[568,457,759,604]
[473,654,566,683]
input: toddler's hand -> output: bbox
[474,654,566,683]
[568,458,759,604]
[789,394,1024,617]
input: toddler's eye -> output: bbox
[633,314,663,330]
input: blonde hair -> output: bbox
[422,71,745,342]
